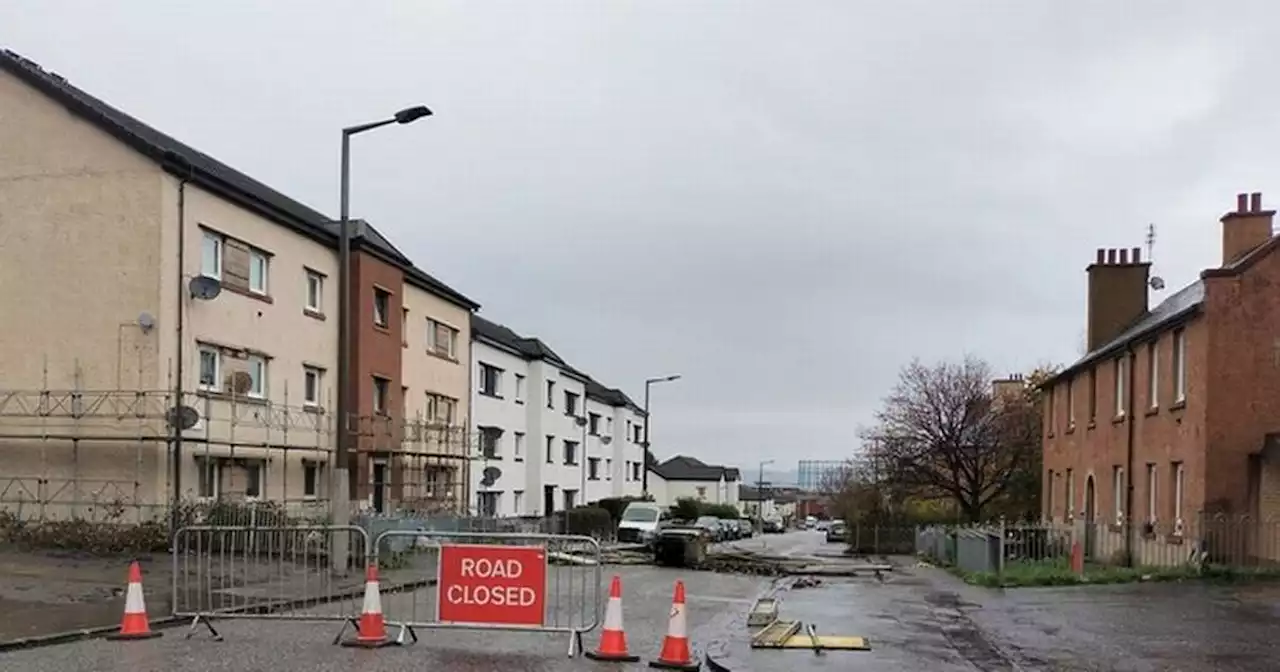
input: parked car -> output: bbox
[717,517,742,540]
[825,520,847,543]
[616,502,666,546]
[694,516,725,542]
[804,515,817,529]
[762,518,784,534]
[816,519,833,532]
[737,519,754,538]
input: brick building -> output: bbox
[1042,192,1280,565]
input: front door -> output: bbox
[372,461,388,514]
[543,485,556,516]
[1084,475,1097,559]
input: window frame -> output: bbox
[1146,463,1158,524]
[197,345,221,391]
[1112,466,1124,525]
[513,432,525,460]
[1113,356,1126,417]
[246,355,267,399]
[1173,328,1187,403]
[514,374,526,403]
[478,363,503,398]
[426,319,458,359]
[305,269,324,312]
[201,230,223,279]
[1172,462,1185,532]
[303,366,322,408]
[1065,468,1074,521]
[1147,340,1159,409]
[303,460,323,499]
[373,376,390,415]
[373,288,391,328]
[248,249,269,295]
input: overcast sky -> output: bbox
[4,1,1274,470]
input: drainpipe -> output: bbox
[170,158,192,545]
[1124,342,1137,567]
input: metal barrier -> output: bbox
[368,529,603,656]
[171,524,372,640]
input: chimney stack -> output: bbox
[1221,191,1275,265]
[1086,246,1151,352]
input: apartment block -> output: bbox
[470,315,648,516]
[1042,192,1280,564]
[0,50,477,519]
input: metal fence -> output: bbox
[168,523,602,653]
[915,515,1280,576]
[844,523,917,555]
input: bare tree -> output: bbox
[863,357,1041,522]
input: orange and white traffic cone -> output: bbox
[106,560,162,640]
[586,575,640,662]
[341,563,396,648]
[648,580,699,671]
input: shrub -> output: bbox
[672,498,701,522]
[700,503,742,520]
[591,496,652,525]
[564,506,613,539]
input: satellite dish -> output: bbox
[1149,276,1166,290]
[601,436,613,445]
[225,371,253,395]
[575,416,587,427]
[138,312,156,332]
[189,275,222,300]
[165,405,200,430]
[479,466,502,488]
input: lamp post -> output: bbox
[756,459,774,533]
[641,374,681,498]
[333,105,432,572]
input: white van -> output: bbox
[616,502,665,545]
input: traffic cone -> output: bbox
[586,575,639,662]
[106,560,162,640]
[648,580,699,671]
[341,563,396,648]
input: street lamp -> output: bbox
[756,459,774,533]
[333,105,433,570]
[641,374,681,498]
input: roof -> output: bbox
[652,455,741,482]
[1053,279,1204,383]
[0,49,478,311]
[470,313,643,412]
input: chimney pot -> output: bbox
[1118,249,1129,264]
[1107,249,1117,264]
[1096,248,1106,264]
[1132,247,1141,263]
[1238,193,1249,212]
[1251,192,1263,212]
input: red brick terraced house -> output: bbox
[1041,192,1280,567]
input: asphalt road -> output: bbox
[0,554,768,671]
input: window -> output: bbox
[588,457,601,480]
[513,432,525,460]
[303,461,323,498]
[1146,463,1158,523]
[514,374,525,403]
[198,346,220,390]
[1112,466,1124,524]
[401,308,410,346]
[480,427,502,459]
[588,413,601,436]
[633,424,643,443]
[1045,470,1054,520]
[1172,462,1185,530]
[606,417,613,434]
[563,489,578,510]
[605,458,612,480]
[477,492,499,517]
[545,435,555,464]
[1147,340,1159,409]
[546,381,556,409]
[1065,378,1075,427]
[303,366,322,407]
[696,486,707,499]
[248,249,269,294]
[632,462,642,481]
[564,391,579,416]
[563,440,579,465]
[247,355,267,398]
[427,319,458,359]
[196,457,222,498]
[201,230,222,278]
[1088,368,1098,422]
[305,269,324,313]
[1047,385,1056,433]
[1173,328,1187,403]
[1113,357,1126,417]
[1065,469,1074,520]
[513,490,524,514]
[426,393,458,425]
[479,363,503,397]
[373,288,390,328]
[373,376,390,415]
[243,460,262,499]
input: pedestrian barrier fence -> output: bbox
[370,529,603,656]
[171,524,372,640]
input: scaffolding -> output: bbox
[0,384,474,523]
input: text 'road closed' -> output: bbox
[438,544,546,627]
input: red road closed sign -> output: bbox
[437,543,546,627]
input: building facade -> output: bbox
[1042,192,1280,565]
[469,315,647,517]
[648,456,741,508]
[0,50,477,520]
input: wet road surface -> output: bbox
[0,561,766,672]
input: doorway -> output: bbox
[1084,475,1097,559]
[543,485,556,516]
[372,460,388,514]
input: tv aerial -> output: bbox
[1146,223,1166,292]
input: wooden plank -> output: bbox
[779,635,870,651]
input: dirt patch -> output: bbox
[0,546,153,641]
